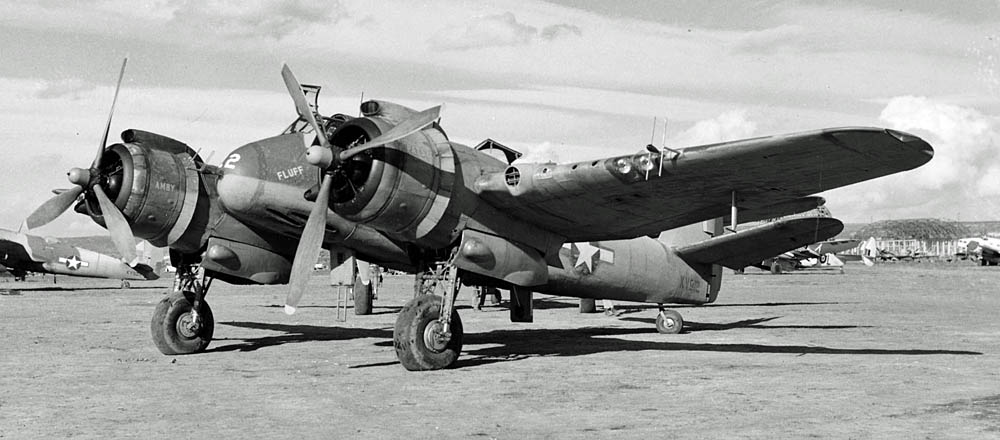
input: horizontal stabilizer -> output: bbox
[133,263,160,280]
[675,217,844,269]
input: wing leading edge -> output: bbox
[476,127,932,242]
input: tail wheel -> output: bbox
[151,290,214,355]
[656,309,683,334]
[394,294,463,371]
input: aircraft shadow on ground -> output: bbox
[633,301,851,309]
[447,326,983,369]
[218,312,983,369]
[618,316,874,331]
[0,285,162,292]
[259,304,405,315]
[211,321,394,353]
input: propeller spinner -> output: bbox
[25,57,139,266]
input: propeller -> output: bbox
[280,64,440,313]
[337,105,441,161]
[24,57,139,265]
[281,64,336,169]
[284,173,332,314]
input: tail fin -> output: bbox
[660,218,725,302]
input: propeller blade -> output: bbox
[281,64,331,149]
[93,185,138,265]
[94,57,128,169]
[285,173,333,315]
[25,186,84,230]
[338,105,441,161]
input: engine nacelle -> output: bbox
[78,130,209,253]
[328,100,462,249]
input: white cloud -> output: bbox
[428,11,579,51]
[670,110,758,147]
[168,0,347,40]
[824,96,1000,222]
[514,141,563,163]
[34,78,96,100]
[729,24,805,53]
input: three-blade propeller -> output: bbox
[25,57,139,266]
[280,64,441,314]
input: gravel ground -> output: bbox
[1,262,998,439]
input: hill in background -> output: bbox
[841,219,1000,240]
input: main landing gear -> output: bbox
[655,306,683,334]
[394,262,464,371]
[151,262,215,355]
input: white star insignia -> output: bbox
[58,256,89,270]
[574,242,600,272]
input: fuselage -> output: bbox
[0,229,153,280]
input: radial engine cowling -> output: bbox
[328,100,461,249]
[77,130,206,252]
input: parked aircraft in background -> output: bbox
[26,60,934,370]
[754,238,862,274]
[0,228,158,285]
[859,237,935,262]
[957,236,1000,266]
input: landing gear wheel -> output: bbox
[656,309,683,334]
[150,290,214,355]
[354,278,373,315]
[770,260,783,274]
[394,294,463,371]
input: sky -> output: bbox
[1,0,998,237]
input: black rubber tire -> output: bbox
[655,309,684,334]
[150,291,214,355]
[354,278,373,315]
[579,298,597,313]
[770,260,783,274]
[394,295,463,371]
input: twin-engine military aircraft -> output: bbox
[26,59,934,370]
[0,228,157,284]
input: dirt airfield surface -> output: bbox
[2,262,999,439]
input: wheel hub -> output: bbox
[177,312,202,338]
[423,320,452,353]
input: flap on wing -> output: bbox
[675,217,844,269]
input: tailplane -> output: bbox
[674,217,844,270]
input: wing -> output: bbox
[477,127,932,242]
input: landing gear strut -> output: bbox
[395,260,464,370]
[151,262,215,355]
[655,306,683,334]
